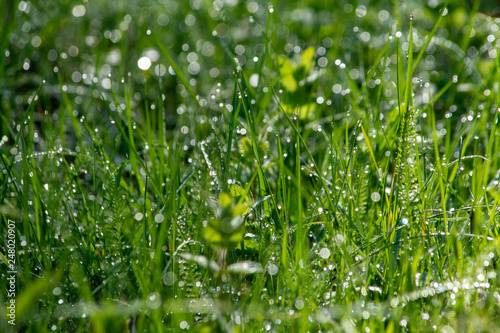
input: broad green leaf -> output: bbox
[204,217,245,249]
[180,253,219,272]
[16,270,62,323]
[219,192,232,209]
[280,58,298,92]
[230,184,246,198]
[226,261,263,274]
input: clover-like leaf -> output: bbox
[180,253,219,272]
[230,183,246,199]
[203,192,249,249]
[226,261,263,274]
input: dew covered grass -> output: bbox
[1,0,500,332]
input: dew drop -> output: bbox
[154,214,164,223]
[267,263,278,275]
[319,248,331,259]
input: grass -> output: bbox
[1,0,500,332]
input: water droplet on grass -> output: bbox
[267,263,278,275]
[163,272,177,286]
[52,287,62,296]
[370,192,381,202]
[294,298,304,309]
[72,5,86,17]
[138,56,152,70]
[319,248,331,259]
[356,6,367,17]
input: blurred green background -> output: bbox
[1,0,500,332]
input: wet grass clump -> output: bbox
[1,0,500,332]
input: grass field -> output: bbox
[1,0,500,332]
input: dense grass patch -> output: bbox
[1,0,500,332]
